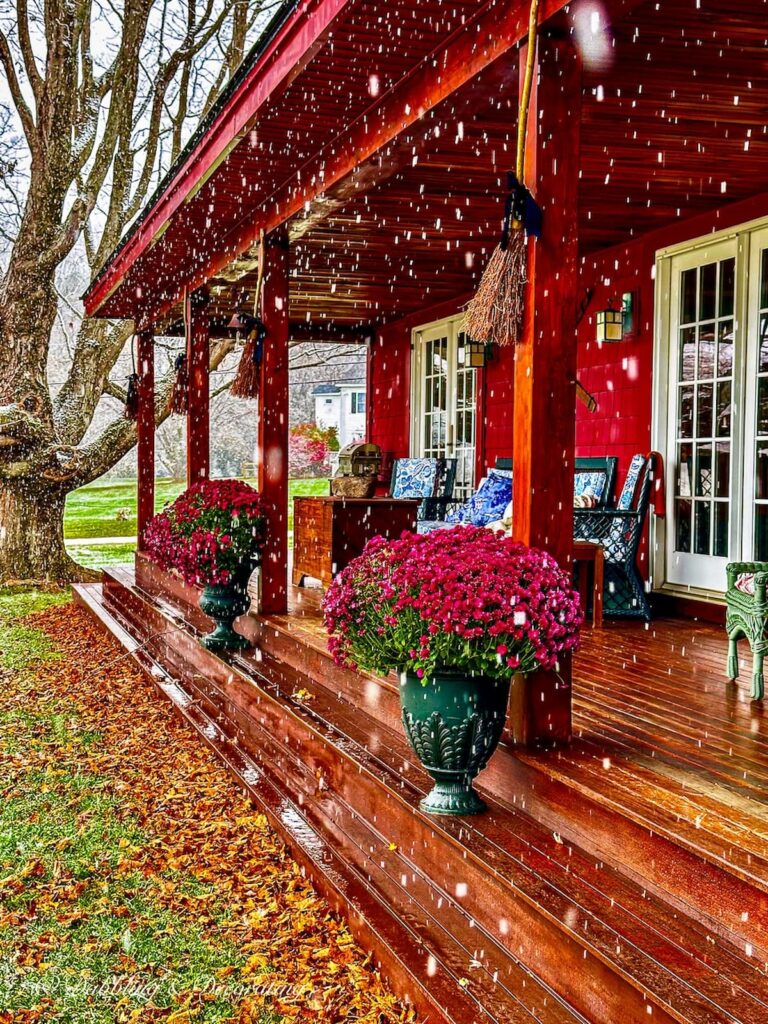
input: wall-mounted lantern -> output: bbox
[596,292,635,343]
[466,338,493,368]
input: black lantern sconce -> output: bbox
[596,292,635,344]
[466,338,493,368]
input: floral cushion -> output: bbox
[617,454,647,510]
[735,573,756,596]
[484,500,513,533]
[391,458,439,499]
[574,471,606,505]
[446,470,513,527]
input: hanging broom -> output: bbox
[231,229,268,399]
[464,0,541,346]
[123,335,140,421]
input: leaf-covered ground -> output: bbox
[0,592,412,1024]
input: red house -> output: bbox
[78,1,768,1020]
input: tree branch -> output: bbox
[0,28,36,149]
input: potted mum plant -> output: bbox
[323,526,582,815]
[144,479,266,651]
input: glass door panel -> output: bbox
[413,317,477,500]
[666,242,737,590]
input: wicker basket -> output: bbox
[330,474,377,498]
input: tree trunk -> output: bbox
[0,482,95,584]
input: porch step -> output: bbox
[77,570,768,1024]
[75,579,581,1024]
[247,584,768,959]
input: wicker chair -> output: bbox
[573,454,656,621]
[725,563,768,700]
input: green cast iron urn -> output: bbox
[199,561,255,652]
[400,669,511,815]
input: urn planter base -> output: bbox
[198,566,255,652]
[400,670,512,816]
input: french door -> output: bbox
[661,222,768,592]
[411,316,477,499]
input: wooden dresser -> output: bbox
[292,495,419,587]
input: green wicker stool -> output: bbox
[725,562,768,700]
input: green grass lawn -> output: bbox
[64,477,330,569]
[0,591,405,1023]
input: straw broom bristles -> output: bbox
[464,228,527,346]
[464,0,538,347]
[230,329,261,398]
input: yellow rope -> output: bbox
[515,0,540,184]
[252,228,266,319]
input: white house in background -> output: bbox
[313,381,366,447]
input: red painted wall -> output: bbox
[575,191,768,487]
[368,190,768,580]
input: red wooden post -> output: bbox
[258,228,290,614]
[509,36,582,746]
[186,288,210,485]
[136,329,155,548]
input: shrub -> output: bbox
[323,526,582,682]
[143,479,266,587]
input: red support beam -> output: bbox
[186,288,210,485]
[258,229,290,614]
[509,35,581,746]
[136,329,155,547]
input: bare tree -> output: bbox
[0,0,265,583]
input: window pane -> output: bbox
[718,320,734,377]
[756,441,768,500]
[678,385,694,438]
[696,383,713,437]
[675,499,692,553]
[761,316,768,373]
[715,441,730,499]
[695,443,712,497]
[698,325,715,379]
[759,377,768,435]
[761,249,768,310]
[757,505,768,561]
[694,502,711,555]
[699,262,717,321]
[714,502,729,558]
[716,380,731,438]
[696,501,712,557]
[679,327,696,381]
[681,268,697,324]
[677,443,693,497]
[720,257,735,317]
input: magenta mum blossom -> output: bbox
[143,479,266,587]
[322,526,583,682]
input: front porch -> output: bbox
[76,563,768,1024]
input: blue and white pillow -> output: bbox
[391,458,438,499]
[446,470,513,527]
[574,471,606,504]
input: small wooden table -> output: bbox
[573,540,605,628]
[293,495,419,588]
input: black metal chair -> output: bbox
[573,453,656,621]
[390,457,458,522]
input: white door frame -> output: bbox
[410,314,477,498]
[653,215,768,597]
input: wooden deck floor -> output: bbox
[79,566,768,1023]
[267,584,768,894]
